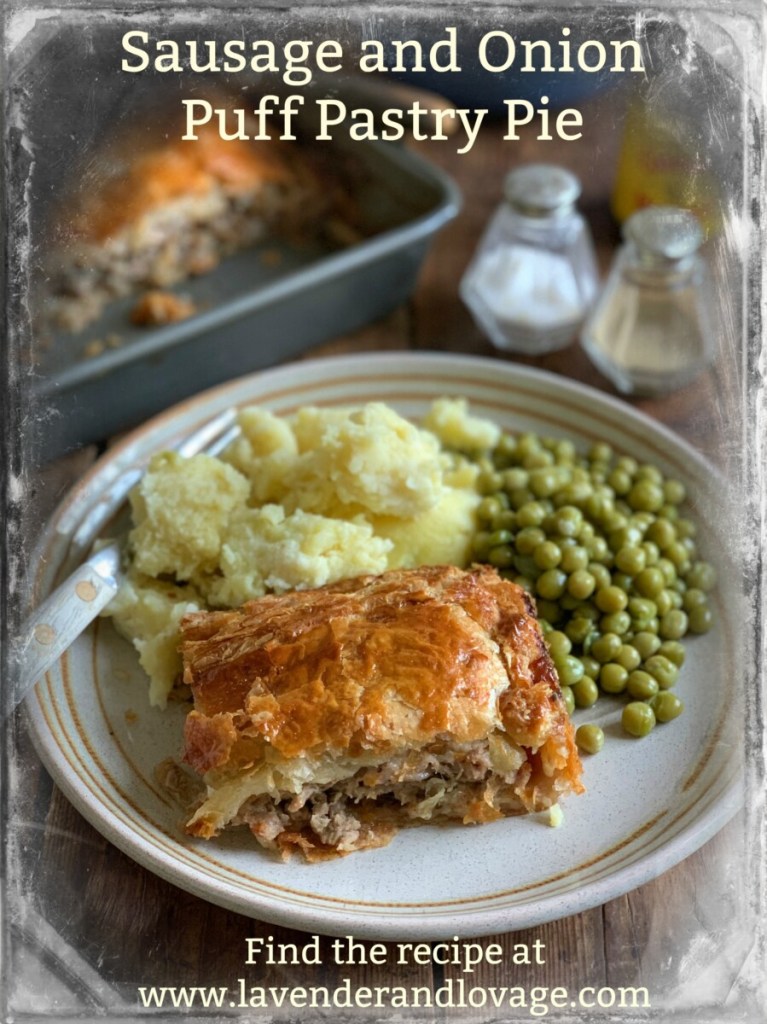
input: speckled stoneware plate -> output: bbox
[26,352,744,939]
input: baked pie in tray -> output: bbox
[179,564,583,861]
[46,116,360,333]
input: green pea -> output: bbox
[572,677,599,709]
[657,558,678,586]
[600,662,629,693]
[632,511,655,530]
[578,522,596,542]
[682,588,708,611]
[641,541,661,565]
[632,632,662,660]
[666,541,691,573]
[478,469,504,494]
[635,567,665,598]
[595,586,629,614]
[516,501,547,528]
[675,517,697,539]
[478,496,503,522]
[516,433,542,458]
[488,544,516,569]
[615,455,639,476]
[608,468,632,495]
[576,723,605,754]
[502,468,530,491]
[643,654,679,689]
[554,506,583,537]
[622,702,656,737]
[516,527,546,555]
[486,529,513,549]
[616,644,642,672]
[494,434,518,463]
[659,609,689,640]
[557,655,585,686]
[681,537,698,560]
[628,597,657,622]
[628,480,664,512]
[627,670,660,700]
[546,630,572,661]
[513,574,535,592]
[686,561,717,591]
[536,569,568,600]
[509,488,535,509]
[615,545,647,575]
[560,545,589,573]
[472,531,492,559]
[651,691,684,722]
[611,572,635,593]
[565,617,596,645]
[654,590,674,616]
[584,494,611,521]
[524,450,555,469]
[688,605,714,634]
[530,469,561,498]
[561,685,576,715]
[673,590,688,610]
[492,510,517,532]
[663,479,687,504]
[555,482,593,506]
[576,604,601,623]
[586,535,609,561]
[609,525,644,551]
[580,655,601,679]
[600,611,631,635]
[554,439,578,463]
[588,563,612,590]
[591,632,623,663]
[589,442,613,463]
[636,464,664,484]
[658,640,686,667]
[534,541,563,570]
[567,570,597,600]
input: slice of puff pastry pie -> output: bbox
[179,564,584,860]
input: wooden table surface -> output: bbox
[9,89,755,1019]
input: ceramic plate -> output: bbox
[26,352,744,939]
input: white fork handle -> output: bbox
[10,548,121,711]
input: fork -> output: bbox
[9,409,240,714]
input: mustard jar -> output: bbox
[460,164,599,354]
[580,206,716,396]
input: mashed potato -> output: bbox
[106,399,490,706]
[129,451,249,580]
[197,506,393,608]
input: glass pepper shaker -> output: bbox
[460,164,599,354]
[580,206,716,396]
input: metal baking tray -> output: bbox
[33,134,460,459]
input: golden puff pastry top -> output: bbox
[180,564,568,773]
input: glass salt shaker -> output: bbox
[580,206,716,396]
[460,164,599,354]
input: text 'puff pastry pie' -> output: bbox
[179,564,584,860]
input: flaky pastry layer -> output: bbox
[179,565,583,858]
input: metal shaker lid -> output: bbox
[504,164,581,217]
[623,206,704,262]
